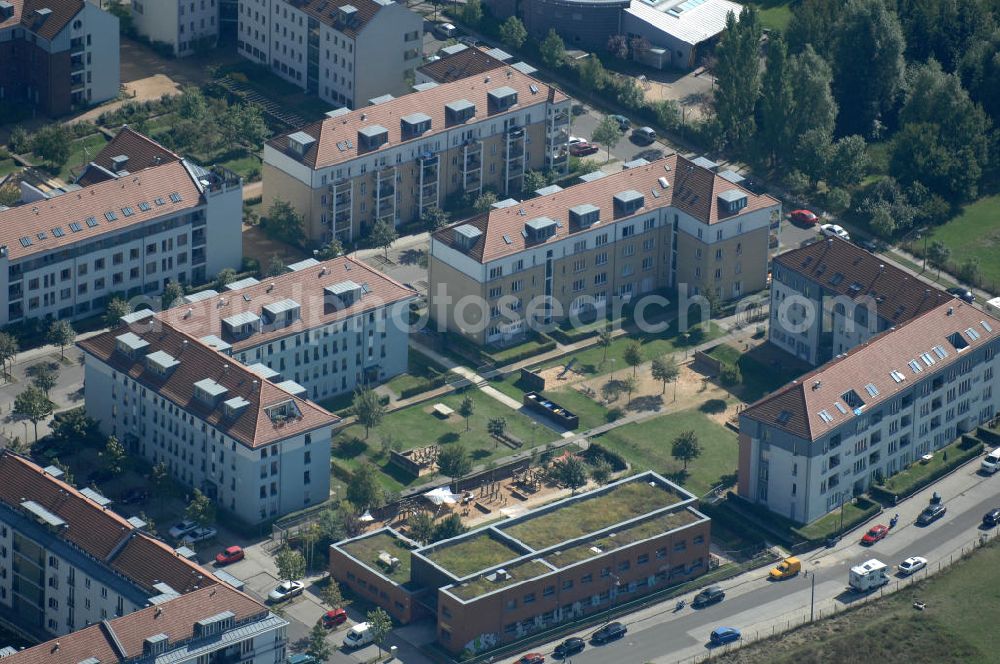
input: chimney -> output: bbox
[812,380,822,390]
[948,307,954,316]
[0,2,14,21]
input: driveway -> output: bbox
[570,104,672,166]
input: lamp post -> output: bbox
[809,570,816,622]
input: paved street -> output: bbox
[521,456,999,664]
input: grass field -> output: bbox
[595,407,738,497]
[716,541,1000,664]
[384,351,448,397]
[491,373,611,431]
[757,0,794,32]
[707,343,809,402]
[0,158,19,177]
[339,531,414,584]
[425,533,522,577]
[920,195,1000,291]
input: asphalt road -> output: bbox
[570,106,672,166]
[527,457,1000,664]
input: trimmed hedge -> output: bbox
[792,495,880,543]
[583,443,628,472]
[977,426,1000,446]
[483,334,557,366]
[398,375,448,399]
[871,436,985,504]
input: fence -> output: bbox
[668,527,1000,663]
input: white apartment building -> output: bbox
[0,128,243,327]
[0,452,235,640]
[0,0,119,116]
[3,582,287,664]
[237,0,423,109]
[131,0,219,56]
[157,256,417,403]
[739,300,1000,523]
[79,319,341,524]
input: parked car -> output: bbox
[181,526,218,545]
[118,487,150,505]
[609,114,630,130]
[789,209,818,225]
[168,519,199,539]
[861,524,889,545]
[947,287,975,304]
[709,626,741,645]
[692,585,725,607]
[516,654,544,664]
[859,237,886,253]
[897,556,927,576]
[983,508,1000,528]
[591,621,627,644]
[287,655,316,664]
[820,223,850,241]
[553,637,585,659]
[459,36,479,47]
[342,622,374,648]
[631,126,656,144]
[215,545,244,565]
[433,22,457,38]
[916,503,947,526]
[569,142,599,157]
[568,136,585,145]
[769,556,801,580]
[268,580,305,603]
[322,608,348,628]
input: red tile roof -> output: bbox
[296,0,392,39]
[110,533,212,595]
[742,301,1000,441]
[433,156,779,263]
[3,585,268,664]
[0,160,201,261]
[774,236,949,325]
[0,0,84,41]
[267,65,567,169]
[417,47,509,83]
[78,321,339,449]
[76,126,181,187]
[157,256,417,352]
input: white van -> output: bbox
[982,448,1000,474]
[434,23,457,39]
[342,622,374,649]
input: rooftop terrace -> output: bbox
[424,532,526,579]
[500,480,682,550]
[340,531,415,585]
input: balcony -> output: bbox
[464,156,481,170]
[507,144,524,159]
[552,111,570,126]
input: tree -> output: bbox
[214,268,237,291]
[597,326,614,364]
[8,125,32,154]
[371,218,398,260]
[606,34,629,59]
[0,332,18,380]
[13,386,53,441]
[421,205,450,232]
[958,257,981,284]
[578,55,608,91]
[651,355,679,398]
[786,0,840,58]
[32,124,71,166]
[540,29,566,68]
[624,341,642,376]
[151,460,170,491]
[870,205,897,238]
[316,238,344,260]
[459,395,475,432]
[621,375,638,405]
[590,458,613,485]
[437,444,471,479]
[591,116,623,162]
[322,577,346,609]
[959,29,1000,121]
[487,416,507,445]
[523,170,548,194]
[102,435,127,476]
[473,190,498,212]
[499,16,527,50]
[105,296,130,327]
[830,0,905,137]
[408,511,435,544]
[367,607,393,657]
[461,0,483,26]
[30,363,58,396]
[305,622,332,662]
[352,388,386,438]
[757,36,793,167]
[158,280,184,310]
[786,45,838,143]
[556,455,588,493]
[263,199,306,246]
[177,87,208,121]
[719,362,743,387]
[264,254,285,277]
[275,545,306,582]
[671,430,701,470]
[346,463,381,511]
[927,240,951,278]
[431,514,466,541]
[0,182,18,207]
[318,506,346,543]
[51,407,99,445]
[827,135,869,188]
[184,488,216,526]
[221,103,269,149]
[713,6,762,148]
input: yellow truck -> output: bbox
[769,556,801,580]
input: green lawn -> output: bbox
[216,151,262,181]
[795,498,880,541]
[0,158,19,177]
[332,389,547,493]
[33,133,109,181]
[384,351,448,397]
[879,437,982,495]
[708,343,810,402]
[425,533,523,577]
[885,251,960,291]
[757,0,794,32]
[491,373,611,431]
[921,195,1000,291]
[339,531,414,584]
[595,407,738,497]
[449,559,552,599]
[545,509,701,567]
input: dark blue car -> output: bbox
[710,627,741,645]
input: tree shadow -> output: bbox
[665,469,690,484]
[334,437,368,459]
[627,394,663,412]
[398,248,425,265]
[699,399,728,414]
[24,361,59,378]
[437,432,461,445]
[471,449,491,460]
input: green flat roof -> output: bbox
[448,559,553,600]
[501,480,681,550]
[545,509,702,567]
[425,533,524,578]
[340,531,414,584]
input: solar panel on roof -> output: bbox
[52,227,64,238]
[69,222,82,232]
[139,201,151,211]
[169,192,182,203]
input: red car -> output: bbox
[516,655,544,664]
[215,545,244,565]
[790,209,819,225]
[569,142,599,157]
[322,608,347,628]
[861,525,889,545]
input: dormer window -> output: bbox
[487,86,518,113]
[358,125,389,151]
[265,399,302,423]
[452,225,482,252]
[613,190,645,216]
[222,312,261,340]
[445,99,476,124]
[193,378,227,406]
[115,332,150,360]
[524,217,557,242]
[145,350,179,378]
[286,131,316,160]
[223,397,250,419]
[324,280,363,309]
[262,299,301,328]
[401,112,432,139]
[569,204,600,228]
[718,189,748,214]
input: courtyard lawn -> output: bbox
[33,133,109,181]
[921,195,1000,292]
[0,158,19,177]
[757,0,794,32]
[383,351,448,398]
[707,343,810,402]
[595,407,738,497]
[795,497,880,542]
[490,373,611,431]
[424,533,523,578]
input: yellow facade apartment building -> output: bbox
[428,157,781,345]
[262,66,570,244]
